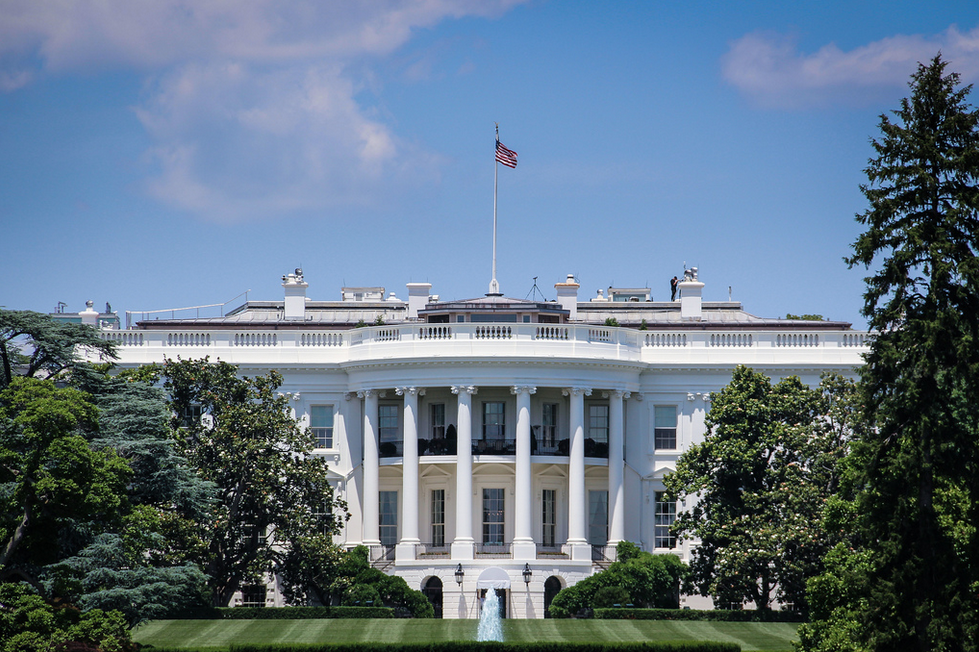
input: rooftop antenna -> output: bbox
[525,276,547,302]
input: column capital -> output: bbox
[602,390,627,399]
[344,392,356,401]
[396,387,426,397]
[357,389,386,399]
[451,385,478,395]
[631,392,644,401]
[562,387,592,397]
[510,385,537,395]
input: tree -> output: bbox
[161,358,346,607]
[42,367,214,626]
[0,378,131,588]
[310,546,433,616]
[665,366,858,611]
[0,310,116,389]
[0,582,135,652]
[546,542,687,617]
[803,54,979,651]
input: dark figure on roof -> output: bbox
[670,276,679,301]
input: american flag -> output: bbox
[495,140,518,168]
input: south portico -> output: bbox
[347,371,641,567]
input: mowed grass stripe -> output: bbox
[134,618,798,651]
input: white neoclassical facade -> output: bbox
[93,269,869,618]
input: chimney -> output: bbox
[554,274,580,320]
[679,267,704,321]
[80,300,99,326]
[282,269,308,321]
[406,283,432,320]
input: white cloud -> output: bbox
[0,0,523,221]
[723,24,979,108]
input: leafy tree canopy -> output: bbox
[547,542,687,617]
[803,53,979,652]
[161,357,347,607]
[665,367,859,611]
[0,378,130,588]
[0,310,116,389]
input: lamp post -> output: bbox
[523,563,533,584]
[455,564,465,585]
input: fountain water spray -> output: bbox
[477,590,504,642]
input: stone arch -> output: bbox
[544,575,564,618]
[421,575,443,618]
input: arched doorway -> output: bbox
[477,567,510,619]
[422,576,443,618]
[544,576,563,618]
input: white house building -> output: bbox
[94,268,869,618]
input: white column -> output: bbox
[564,386,591,560]
[397,387,424,560]
[606,390,628,548]
[451,385,477,560]
[511,385,537,559]
[360,389,381,546]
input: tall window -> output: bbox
[310,405,334,449]
[379,491,398,546]
[542,489,556,547]
[431,489,445,547]
[588,490,608,546]
[483,402,505,440]
[542,403,558,447]
[482,488,505,544]
[240,584,267,608]
[431,403,446,439]
[654,406,677,450]
[379,404,399,454]
[312,499,332,537]
[654,492,676,548]
[588,404,609,442]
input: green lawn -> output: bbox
[134,618,799,651]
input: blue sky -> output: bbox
[3,1,979,329]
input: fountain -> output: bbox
[477,590,504,642]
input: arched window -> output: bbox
[544,576,563,618]
[422,576,443,619]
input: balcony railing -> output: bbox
[473,438,516,455]
[419,438,456,456]
[475,542,512,558]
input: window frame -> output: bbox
[482,487,505,545]
[654,491,677,549]
[310,405,335,449]
[653,405,678,450]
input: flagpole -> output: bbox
[490,123,500,295]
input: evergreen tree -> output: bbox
[802,54,979,651]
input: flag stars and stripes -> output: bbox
[496,140,518,168]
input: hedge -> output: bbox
[174,606,394,619]
[593,608,806,623]
[224,643,740,652]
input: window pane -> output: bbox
[542,404,558,447]
[588,405,609,443]
[380,491,398,546]
[483,402,505,440]
[482,488,505,544]
[654,491,676,549]
[542,489,556,547]
[588,490,608,546]
[654,406,677,450]
[379,405,399,442]
[431,489,445,547]
[311,405,334,448]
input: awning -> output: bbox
[476,566,511,589]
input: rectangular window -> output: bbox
[588,404,609,443]
[483,402,505,440]
[379,405,399,442]
[431,489,445,547]
[312,499,332,537]
[654,406,677,450]
[379,491,398,546]
[654,492,676,549]
[542,489,556,547]
[240,584,267,608]
[431,403,446,439]
[310,405,334,449]
[588,490,608,546]
[180,403,204,429]
[482,488,505,544]
[542,403,558,447]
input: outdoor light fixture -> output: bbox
[455,564,464,584]
[523,563,533,584]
